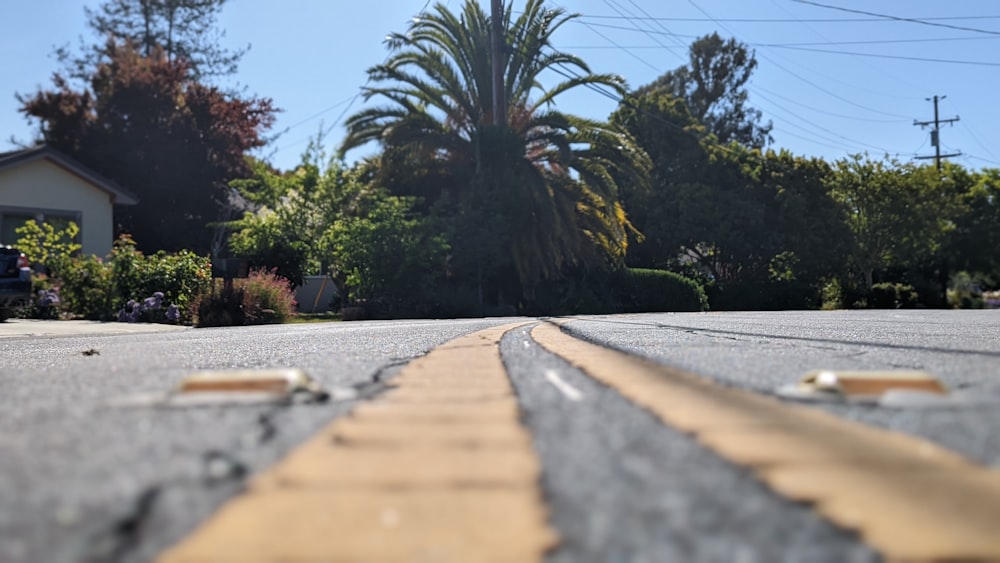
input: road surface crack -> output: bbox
[83,487,160,563]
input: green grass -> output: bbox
[285,312,341,324]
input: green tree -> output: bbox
[228,148,369,287]
[638,33,772,149]
[59,0,245,80]
[228,147,451,317]
[827,155,959,291]
[322,189,450,318]
[614,86,848,309]
[950,167,1000,278]
[341,0,650,304]
[612,89,706,270]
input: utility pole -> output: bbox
[914,95,960,171]
[490,0,506,126]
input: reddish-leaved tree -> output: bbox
[20,41,275,254]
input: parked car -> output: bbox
[0,246,31,320]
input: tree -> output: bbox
[340,0,650,304]
[638,33,772,148]
[58,0,245,81]
[20,42,275,254]
[614,86,848,309]
[827,155,958,290]
[228,146,369,287]
[949,167,1000,278]
[612,89,707,270]
[322,189,450,318]
[227,145,451,317]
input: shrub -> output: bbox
[18,275,61,320]
[820,278,843,310]
[58,256,114,320]
[109,236,212,319]
[239,268,297,323]
[14,220,81,276]
[195,286,248,328]
[425,283,482,319]
[324,192,449,319]
[869,282,919,309]
[947,272,984,309]
[524,269,617,316]
[711,279,819,311]
[610,268,708,313]
[194,269,297,327]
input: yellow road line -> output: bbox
[159,323,557,562]
[532,322,1000,562]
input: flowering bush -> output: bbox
[240,268,297,323]
[16,275,60,320]
[116,291,182,324]
[194,269,296,327]
[109,236,212,320]
[18,282,61,320]
[21,235,211,323]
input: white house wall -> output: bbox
[0,158,115,257]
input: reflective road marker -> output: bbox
[532,322,1000,562]
[159,323,557,562]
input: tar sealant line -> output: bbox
[157,322,558,562]
[531,321,1000,563]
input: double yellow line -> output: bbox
[161,321,1000,562]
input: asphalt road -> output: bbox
[1,310,997,562]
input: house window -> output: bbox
[0,208,80,247]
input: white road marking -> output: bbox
[544,370,584,402]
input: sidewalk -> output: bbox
[0,318,193,339]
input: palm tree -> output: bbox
[341,0,649,297]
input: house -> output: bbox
[0,145,138,257]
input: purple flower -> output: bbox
[165,304,180,322]
[37,289,60,308]
[153,292,165,300]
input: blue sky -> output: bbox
[2,1,998,172]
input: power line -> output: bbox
[549,62,898,167]
[954,115,998,162]
[550,1,664,73]
[754,90,898,154]
[282,94,360,132]
[752,85,908,124]
[965,154,1000,167]
[273,0,452,159]
[679,0,913,118]
[766,0,924,93]
[766,45,1000,67]
[576,14,1000,24]
[573,20,1000,48]
[793,1,1000,36]
[599,0,684,60]
[623,0,689,51]
[758,36,1000,47]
